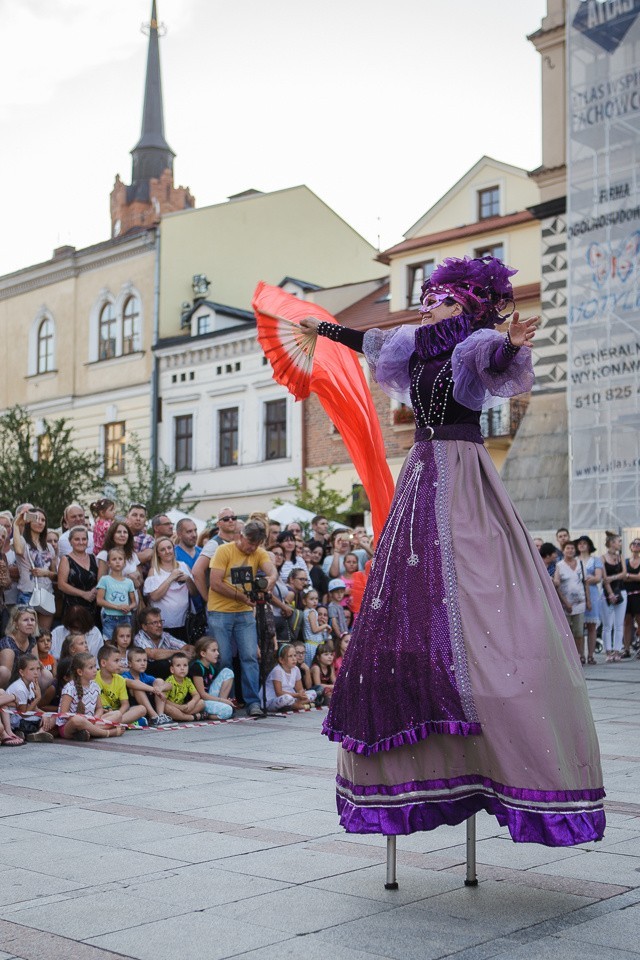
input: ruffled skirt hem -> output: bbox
[336,781,606,846]
[322,718,482,756]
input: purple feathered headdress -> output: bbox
[420,256,517,328]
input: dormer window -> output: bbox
[478,186,500,220]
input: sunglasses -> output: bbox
[219,515,237,521]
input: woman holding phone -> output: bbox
[143,537,197,641]
[12,508,57,630]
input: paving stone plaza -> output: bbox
[0,663,639,960]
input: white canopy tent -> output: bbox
[267,501,348,531]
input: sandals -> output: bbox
[1,733,25,747]
[580,655,586,665]
[587,656,597,665]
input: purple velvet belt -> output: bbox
[414,423,484,444]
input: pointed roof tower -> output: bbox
[110,0,194,238]
[129,0,175,203]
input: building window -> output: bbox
[407,261,435,308]
[218,407,238,467]
[122,296,140,354]
[37,318,54,373]
[474,242,504,261]
[104,421,126,476]
[174,415,193,472]
[264,399,287,461]
[478,186,500,220]
[197,313,213,335]
[99,303,117,360]
[37,434,52,461]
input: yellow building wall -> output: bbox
[0,240,155,477]
[389,220,541,313]
[406,161,540,238]
[159,186,382,338]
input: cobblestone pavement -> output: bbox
[0,661,639,960]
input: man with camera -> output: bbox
[208,521,277,717]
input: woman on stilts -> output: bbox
[299,256,605,846]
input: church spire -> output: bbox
[110,0,194,237]
[129,0,175,203]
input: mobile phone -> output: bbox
[25,511,38,523]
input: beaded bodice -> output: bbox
[409,351,480,429]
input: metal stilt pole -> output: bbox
[464,814,478,886]
[384,835,399,890]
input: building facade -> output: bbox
[303,157,542,513]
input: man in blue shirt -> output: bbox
[174,518,204,612]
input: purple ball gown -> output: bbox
[319,316,605,847]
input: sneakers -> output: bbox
[25,731,54,743]
[247,703,264,717]
[130,718,148,728]
[150,714,172,726]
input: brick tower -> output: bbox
[110,0,194,238]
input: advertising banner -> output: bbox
[567,0,640,529]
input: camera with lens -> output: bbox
[230,566,270,604]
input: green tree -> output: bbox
[114,434,198,517]
[273,466,350,532]
[0,406,104,523]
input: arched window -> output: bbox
[122,296,140,354]
[99,303,117,360]
[37,317,54,373]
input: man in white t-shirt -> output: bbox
[58,503,94,557]
[193,507,238,602]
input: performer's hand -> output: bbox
[299,316,322,334]
[508,312,539,349]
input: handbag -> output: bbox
[580,561,592,612]
[287,606,304,642]
[27,550,56,615]
[186,601,208,643]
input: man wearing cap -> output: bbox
[207,520,277,717]
[327,578,350,643]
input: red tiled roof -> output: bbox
[377,211,535,264]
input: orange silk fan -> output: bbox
[253,282,395,538]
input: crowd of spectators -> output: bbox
[535,527,640,664]
[0,499,368,746]
[2,497,634,748]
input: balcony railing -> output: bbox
[480,396,529,439]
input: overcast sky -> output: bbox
[0,0,546,276]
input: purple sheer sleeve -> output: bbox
[362,325,418,405]
[451,329,534,411]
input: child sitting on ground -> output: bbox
[96,644,146,726]
[262,643,316,713]
[293,638,323,705]
[6,654,56,742]
[188,636,235,719]
[36,630,56,675]
[121,647,171,726]
[0,687,24,746]
[163,652,205,722]
[333,633,350,677]
[310,642,336,704]
[111,622,134,669]
[57,652,124,740]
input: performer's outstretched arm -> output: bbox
[300,316,364,353]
